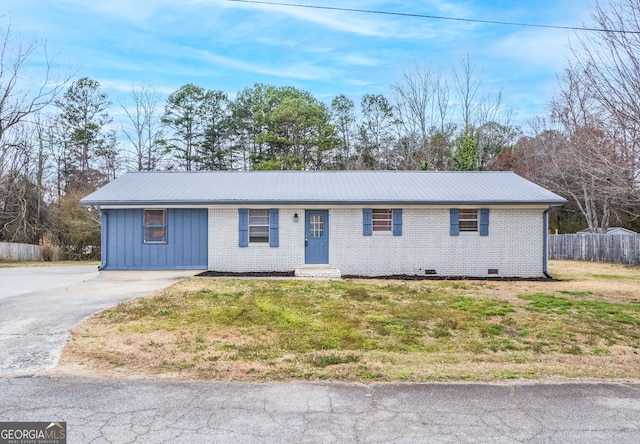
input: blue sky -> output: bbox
[6,0,599,128]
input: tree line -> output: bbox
[1,0,639,258]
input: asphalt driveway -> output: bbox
[0,266,196,377]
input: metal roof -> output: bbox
[80,171,568,206]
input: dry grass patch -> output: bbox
[56,260,640,382]
[0,260,99,268]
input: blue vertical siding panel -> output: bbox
[176,208,184,267]
[140,209,150,267]
[178,209,186,266]
[175,209,184,267]
[104,208,207,269]
[194,209,205,267]
[194,209,206,266]
[120,210,127,267]
[115,211,127,266]
[193,209,204,265]
[126,209,135,267]
[183,210,192,264]
[200,209,208,266]
[131,210,142,266]
[110,211,118,266]
[162,208,175,268]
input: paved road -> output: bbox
[0,266,197,377]
[2,267,640,443]
[1,377,639,443]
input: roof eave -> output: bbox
[82,199,568,207]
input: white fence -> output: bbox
[548,234,640,266]
[0,242,56,261]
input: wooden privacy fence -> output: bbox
[548,234,640,266]
[0,242,58,261]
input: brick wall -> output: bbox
[208,206,546,277]
[208,207,304,272]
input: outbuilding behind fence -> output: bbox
[548,234,640,266]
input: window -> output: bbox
[372,209,392,232]
[144,209,167,243]
[450,208,489,236]
[239,209,279,247]
[249,209,269,243]
[363,208,402,236]
[459,209,478,232]
[309,214,324,238]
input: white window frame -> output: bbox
[249,209,270,244]
[372,209,393,232]
[459,209,478,232]
[143,209,167,243]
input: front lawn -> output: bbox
[59,260,640,381]
[0,260,100,268]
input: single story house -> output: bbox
[80,171,567,278]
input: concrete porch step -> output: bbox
[294,267,342,278]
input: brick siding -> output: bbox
[208,206,546,278]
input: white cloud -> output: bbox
[216,0,446,39]
[341,54,383,67]
[191,48,341,80]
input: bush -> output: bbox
[41,243,56,261]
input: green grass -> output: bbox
[73,262,640,381]
[106,280,526,354]
[518,293,640,325]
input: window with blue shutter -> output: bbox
[363,208,372,236]
[392,209,402,236]
[269,209,279,247]
[238,208,249,247]
[479,208,490,236]
[450,209,460,236]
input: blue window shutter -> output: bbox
[269,208,279,247]
[480,208,490,236]
[450,209,460,236]
[238,208,248,247]
[392,209,403,236]
[363,209,372,236]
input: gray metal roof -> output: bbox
[81,171,567,206]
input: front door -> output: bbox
[305,210,329,264]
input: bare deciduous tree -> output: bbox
[0,21,67,167]
[568,0,640,218]
[391,64,450,169]
[121,84,167,171]
[546,68,635,232]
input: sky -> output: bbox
[5,0,601,129]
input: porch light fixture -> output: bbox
[294,213,299,222]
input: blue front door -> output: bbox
[305,210,329,264]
